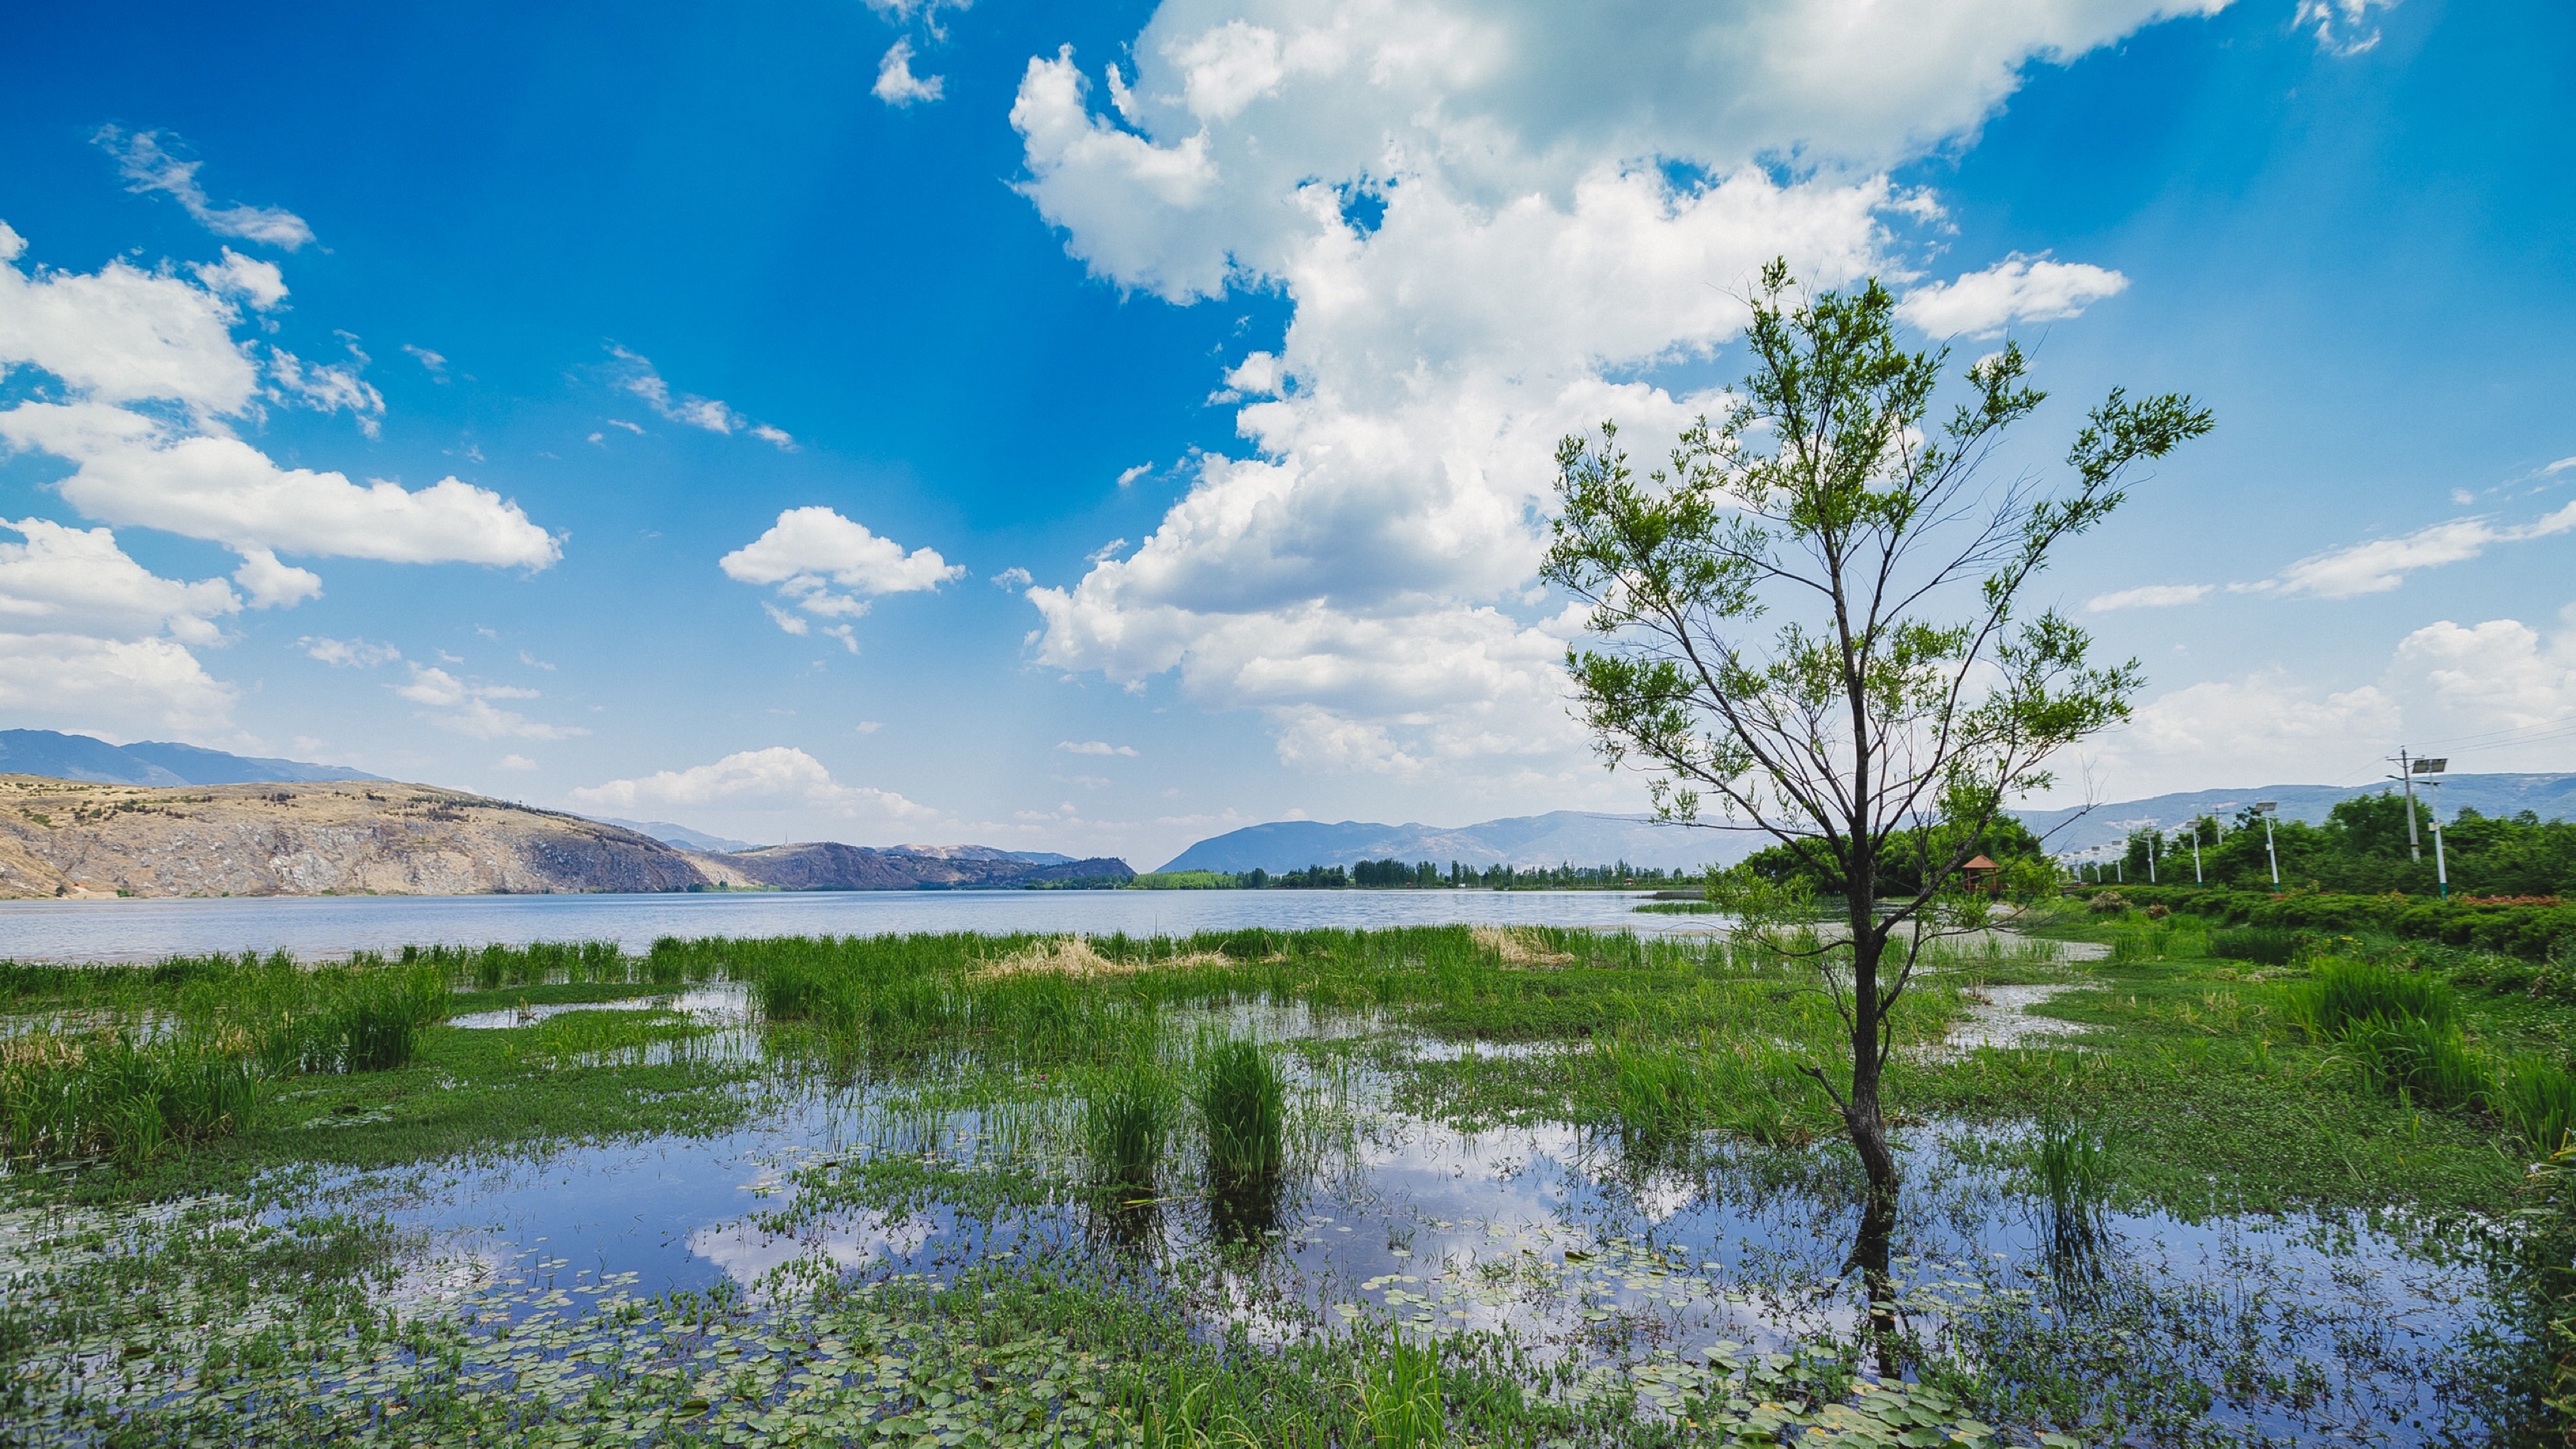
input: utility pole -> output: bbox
[2255,801,2281,894]
[2390,748,2421,861]
[2193,832,2203,884]
[2147,830,2157,884]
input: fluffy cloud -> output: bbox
[0,223,262,417]
[1895,254,2129,337]
[0,226,560,576]
[0,517,239,645]
[94,128,315,251]
[1010,0,2202,778]
[570,746,934,820]
[2391,611,2576,739]
[0,635,237,737]
[0,518,242,735]
[608,346,795,449]
[875,38,945,104]
[721,506,965,642]
[2069,603,2576,798]
[392,663,583,740]
[0,401,557,568]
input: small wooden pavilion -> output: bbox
[1959,854,2002,896]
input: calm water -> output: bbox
[0,889,1711,963]
[266,1028,2503,1445]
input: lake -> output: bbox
[0,888,1714,962]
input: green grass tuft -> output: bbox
[1193,1035,1285,1185]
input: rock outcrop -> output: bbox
[0,775,1136,899]
[0,777,699,899]
[686,841,1134,891]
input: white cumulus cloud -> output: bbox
[875,38,946,105]
[2067,603,2576,799]
[1895,254,2129,337]
[1008,0,2216,780]
[0,517,243,736]
[0,226,560,581]
[570,746,934,820]
[721,506,965,639]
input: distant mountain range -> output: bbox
[0,729,381,786]
[0,731,1126,897]
[1160,773,2576,876]
[2015,772,2576,857]
[1159,810,1748,874]
[593,817,762,853]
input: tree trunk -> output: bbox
[1844,895,1901,1198]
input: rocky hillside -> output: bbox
[688,841,1132,891]
[0,777,700,899]
[0,775,1134,899]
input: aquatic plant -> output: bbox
[1353,1331,1450,1449]
[1083,1057,1177,1198]
[1605,1040,1700,1142]
[0,1032,259,1164]
[1195,1036,1285,1184]
[2032,1112,2116,1266]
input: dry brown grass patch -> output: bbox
[976,936,1233,980]
[1471,926,1576,968]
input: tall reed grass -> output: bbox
[2031,1114,2115,1268]
[1083,1057,1178,1198]
[1194,1037,1285,1186]
[2294,958,2460,1039]
[1,1033,259,1164]
[2498,1054,2576,1158]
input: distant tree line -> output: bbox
[2073,792,2576,897]
[1143,860,1703,890]
[1734,814,2056,902]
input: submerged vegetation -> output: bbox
[0,911,2569,1445]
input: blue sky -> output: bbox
[1,0,2569,866]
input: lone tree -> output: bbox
[1542,261,2211,1201]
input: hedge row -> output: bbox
[2065,883,2576,961]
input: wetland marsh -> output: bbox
[2,912,2568,1446]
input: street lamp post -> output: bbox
[2255,801,2281,894]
